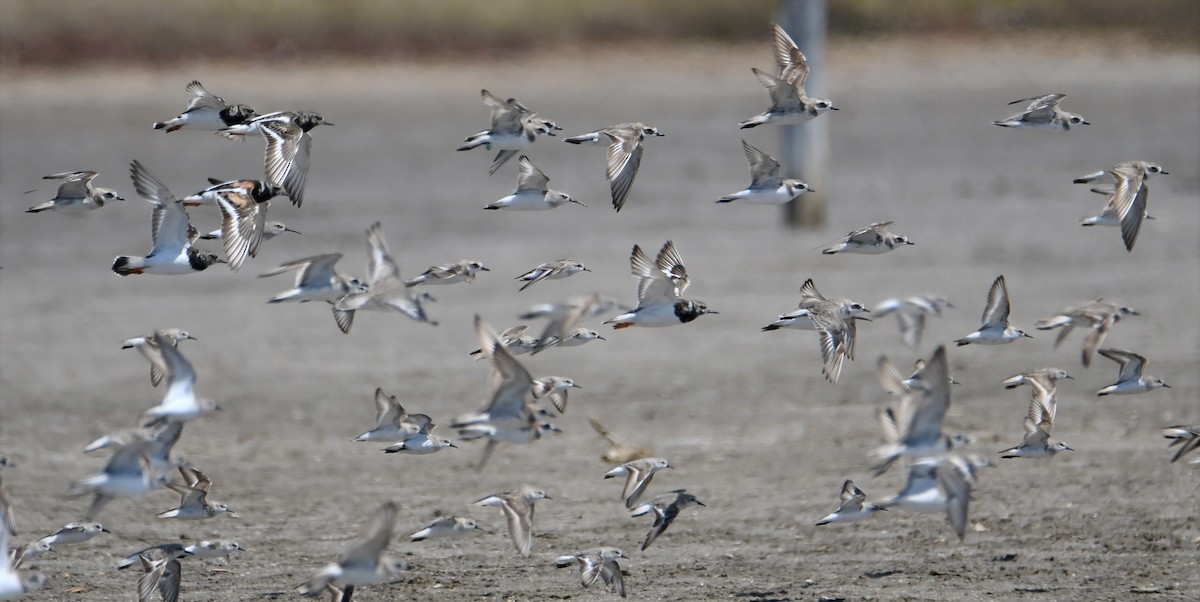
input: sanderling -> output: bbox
[821,221,913,254]
[992,93,1089,130]
[485,156,585,210]
[136,332,220,425]
[334,222,437,332]
[523,293,625,354]
[137,549,182,602]
[115,544,191,570]
[999,380,1073,459]
[761,278,870,332]
[1162,425,1200,463]
[604,241,717,329]
[261,253,363,304]
[0,515,44,594]
[1074,161,1168,186]
[409,517,481,542]
[878,455,984,541]
[157,466,234,520]
[1002,368,1072,390]
[122,328,196,388]
[589,418,653,465]
[1036,298,1138,366]
[878,356,960,396]
[740,23,837,128]
[555,547,628,598]
[954,275,1032,346]
[457,89,562,176]
[873,296,953,349]
[453,316,556,471]
[10,540,53,569]
[153,80,256,132]
[469,325,540,359]
[68,438,171,520]
[84,421,186,475]
[403,260,489,287]
[298,500,404,596]
[1075,161,1165,251]
[564,123,664,212]
[218,111,332,207]
[112,161,224,276]
[473,486,551,557]
[380,418,456,455]
[184,540,244,560]
[604,457,671,510]
[631,489,705,551]
[718,139,811,204]
[26,171,124,213]
[353,388,425,443]
[1096,348,1170,396]
[200,220,299,242]
[558,328,606,347]
[516,259,590,292]
[872,347,953,475]
[815,480,885,525]
[36,522,109,547]
[531,376,581,414]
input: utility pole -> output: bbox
[777,0,828,228]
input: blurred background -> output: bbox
[2,0,1196,68]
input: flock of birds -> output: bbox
[3,20,1195,602]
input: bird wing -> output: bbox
[741,139,781,187]
[515,156,549,193]
[606,132,644,212]
[654,240,690,298]
[1109,165,1148,252]
[338,501,398,566]
[364,222,402,286]
[373,388,405,429]
[184,80,228,111]
[751,67,801,109]
[1100,348,1145,382]
[631,245,677,306]
[980,275,1011,329]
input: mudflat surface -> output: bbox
[1,38,1198,601]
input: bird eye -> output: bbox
[1071,117,1081,123]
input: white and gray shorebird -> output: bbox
[1074,161,1166,251]
[334,222,437,333]
[136,331,220,425]
[261,253,364,305]
[814,480,886,525]
[564,122,664,212]
[84,421,186,474]
[1162,425,1200,463]
[403,259,489,287]
[380,417,456,455]
[153,80,257,132]
[954,275,1032,346]
[26,170,124,213]
[183,540,244,560]
[136,550,181,602]
[218,110,332,207]
[409,516,481,542]
[473,486,551,557]
[112,161,225,276]
[604,457,671,510]
[200,220,299,242]
[604,241,717,329]
[1002,368,1072,390]
[453,316,559,472]
[631,489,705,551]
[558,327,606,348]
[515,259,590,292]
[457,89,561,176]
[36,522,109,547]
[761,278,870,332]
[469,325,540,358]
[1096,348,1170,396]
[353,388,427,443]
[992,93,1089,130]
[555,547,628,598]
[821,221,913,254]
[122,329,196,388]
[878,356,960,396]
[522,293,624,354]
[484,156,585,210]
[156,466,233,520]
[999,379,1073,459]
[531,376,582,414]
[9,540,52,570]
[68,438,171,520]
[877,454,986,541]
[740,22,838,128]
[1036,298,1138,367]
[298,500,404,597]
[872,347,954,475]
[873,296,953,349]
[115,543,191,570]
[717,139,811,204]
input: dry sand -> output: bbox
[1,38,1198,600]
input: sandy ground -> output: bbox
[1,37,1199,601]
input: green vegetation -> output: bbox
[1,0,1194,67]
